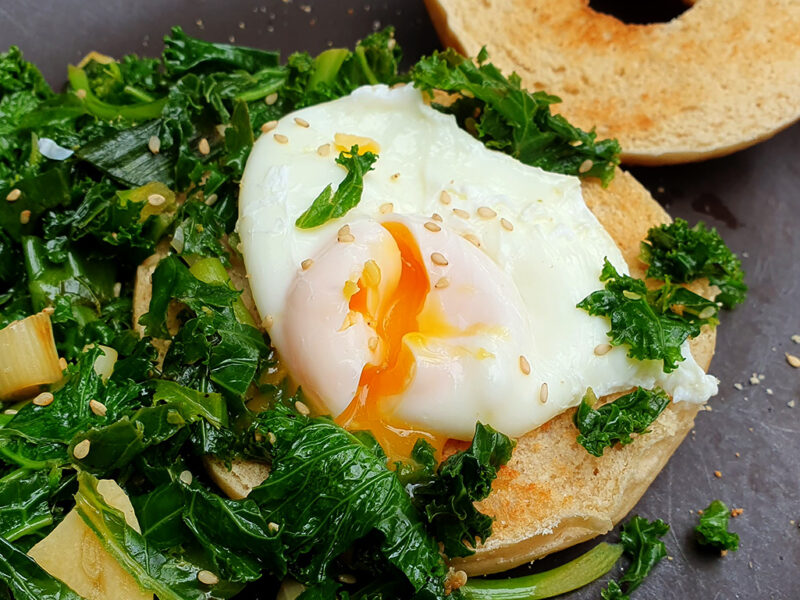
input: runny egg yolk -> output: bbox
[335,221,450,461]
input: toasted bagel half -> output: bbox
[424,0,800,164]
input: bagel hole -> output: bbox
[589,0,690,24]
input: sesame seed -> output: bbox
[268,432,277,445]
[463,233,481,248]
[519,355,531,375]
[594,343,612,356]
[262,315,274,329]
[19,210,31,225]
[698,306,716,320]
[749,374,760,385]
[379,202,393,214]
[301,258,314,271]
[3,409,17,416]
[33,392,54,407]
[317,143,331,156]
[424,221,441,233]
[148,135,161,154]
[431,252,448,266]
[261,120,278,133]
[294,117,309,128]
[89,399,107,416]
[786,353,800,368]
[73,439,91,460]
[273,133,288,144]
[622,290,641,300]
[390,172,400,181]
[789,400,797,408]
[75,89,87,99]
[295,401,311,416]
[59,357,68,370]
[198,137,210,155]
[338,574,358,585]
[500,218,514,231]
[733,382,743,390]
[714,470,722,478]
[766,388,774,395]
[338,224,355,243]
[539,383,549,404]
[368,337,379,351]
[148,193,166,206]
[179,470,193,485]
[197,570,219,586]
[265,93,278,105]
[434,277,449,289]
[452,208,470,219]
[268,521,280,533]
[578,159,594,173]
[792,334,800,344]
[5,188,21,202]
[431,212,443,222]
[363,259,381,287]
[439,190,452,205]
[477,206,497,219]
[113,282,122,297]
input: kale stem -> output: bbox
[460,542,623,600]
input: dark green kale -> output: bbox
[577,259,718,372]
[295,146,378,229]
[641,219,747,309]
[601,516,670,600]
[574,387,671,457]
[0,534,83,600]
[411,48,620,186]
[695,500,740,552]
[0,468,65,542]
[409,424,515,558]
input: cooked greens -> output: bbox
[574,387,671,457]
[641,219,747,309]
[694,500,740,552]
[601,516,670,600]
[578,259,718,372]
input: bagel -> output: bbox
[424,0,800,164]
[209,167,716,575]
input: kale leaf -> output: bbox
[295,146,378,229]
[577,259,718,372]
[411,48,620,186]
[695,500,740,552]
[0,468,64,542]
[0,534,83,600]
[641,219,747,309]
[601,516,670,600]
[410,424,515,558]
[574,387,671,457]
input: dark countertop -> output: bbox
[2,1,798,598]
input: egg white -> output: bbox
[237,84,717,440]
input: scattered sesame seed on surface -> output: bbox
[519,355,531,375]
[75,89,87,99]
[268,432,277,445]
[294,117,309,128]
[431,252,448,266]
[792,334,800,344]
[379,202,393,214]
[73,439,91,460]
[622,290,641,300]
[33,392,54,407]
[578,159,594,173]
[734,382,743,390]
[89,399,107,416]
[431,212,443,222]
[197,570,219,585]
[462,233,481,248]
[434,277,449,289]
[337,224,354,243]
[268,522,280,533]
[788,400,796,408]
[735,452,740,458]
[273,133,288,144]
[19,210,31,225]
[265,93,278,105]
[5,188,21,202]
[317,143,331,156]
[59,357,68,370]
[424,221,441,233]
[500,218,514,231]
[295,400,311,416]
[198,137,210,155]
[766,388,774,395]
[452,208,469,219]
[714,470,722,478]
[148,135,161,154]
[204,193,218,206]
[3,409,17,416]
[238,21,246,29]
[749,374,760,385]
[439,190,452,205]
[301,258,313,271]
[477,206,497,219]
[261,120,278,133]
[338,574,357,585]
[539,383,549,404]
[390,172,400,181]
[786,353,800,368]
[594,343,612,356]
[148,193,166,206]
[179,470,193,485]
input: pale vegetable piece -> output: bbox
[28,479,152,600]
[0,312,63,400]
[91,345,118,382]
[276,578,306,600]
[204,456,270,500]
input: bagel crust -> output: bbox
[424,0,800,164]
[451,169,716,575]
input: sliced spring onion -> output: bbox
[0,312,63,400]
[460,542,624,600]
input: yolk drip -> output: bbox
[335,222,450,462]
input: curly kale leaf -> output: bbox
[574,387,671,457]
[695,500,740,552]
[408,424,514,559]
[641,218,747,309]
[601,516,670,600]
[577,259,718,372]
[295,146,378,229]
[411,48,620,186]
